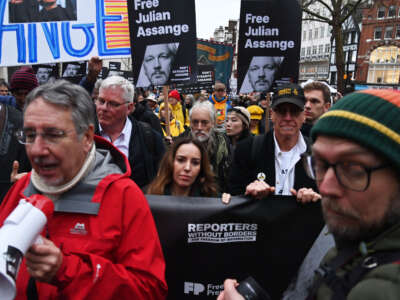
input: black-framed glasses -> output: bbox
[15,128,71,145]
[95,98,129,109]
[303,154,390,192]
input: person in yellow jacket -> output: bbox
[158,102,185,138]
[168,89,190,129]
[247,105,264,135]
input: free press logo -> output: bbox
[184,281,223,296]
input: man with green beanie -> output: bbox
[218,89,400,300]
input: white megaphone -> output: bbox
[0,194,54,300]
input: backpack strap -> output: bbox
[307,248,400,300]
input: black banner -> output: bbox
[128,0,197,88]
[147,195,324,300]
[175,65,215,94]
[237,0,301,94]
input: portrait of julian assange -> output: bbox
[136,42,179,88]
[239,56,284,94]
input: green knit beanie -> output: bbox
[311,89,400,172]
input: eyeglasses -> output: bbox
[303,155,390,192]
[15,128,71,145]
[95,98,129,109]
[273,106,303,116]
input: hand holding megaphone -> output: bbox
[0,194,54,300]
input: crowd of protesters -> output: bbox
[0,56,400,300]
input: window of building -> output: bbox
[348,33,352,44]
[309,29,312,40]
[312,46,317,55]
[388,5,396,18]
[325,44,330,53]
[353,32,358,43]
[377,6,385,19]
[351,50,357,63]
[320,27,325,38]
[318,44,323,54]
[301,47,305,57]
[385,26,393,39]
[374,27,382,40]
[307,46,311,55]
[314,28,319,39]
[368,46,400,84]
[303,30,307,41]
[396,25,400,39]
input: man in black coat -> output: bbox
[229,84,320,202]
[0,103,31,202]
[95,76,165,189]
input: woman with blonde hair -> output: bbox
[147,137,218,197]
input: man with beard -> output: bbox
[37,0,76,22]
[219,89,400,300]
[239,56,283,94]
[180,101,231,192]
[138,43,178,88]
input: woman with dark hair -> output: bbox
[225,106,251,149]
[147,137,218,197]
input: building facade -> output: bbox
[299,2,332,82]
[355,0,400,88]
[329,9,362,87]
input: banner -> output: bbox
[176,64,215,94]
[0,0,131,66]
[147,195,325,300]
[197,39,234,86]
[128,0,197,88]
[237,0,301,94]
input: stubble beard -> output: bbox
[323,191,400,243]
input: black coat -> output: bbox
[130,101,163,137]
[228,130,317,195]
[0,104,31,202]
[95,116,165,189]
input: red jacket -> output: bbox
[0,137,167,300]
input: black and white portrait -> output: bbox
[35,66,56,85]
[239,56,284,94]
[62,63,82,77]
[136,42,179,88]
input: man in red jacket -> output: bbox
[0,80,167,300]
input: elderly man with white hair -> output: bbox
[180,101,231,192]
[95,76,165,189]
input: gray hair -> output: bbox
[24,80,95,136]
[189,101,216,124]
[100,75,135,103]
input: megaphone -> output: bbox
[0,194,54,300]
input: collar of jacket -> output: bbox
[211,94,227,104]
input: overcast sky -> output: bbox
[195,0,241,39]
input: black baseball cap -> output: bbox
[271,84,305,110]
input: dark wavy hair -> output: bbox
[147,137,218,196]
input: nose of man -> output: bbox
[28,136,50,157]
[318,167,343,198]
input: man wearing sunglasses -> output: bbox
[229,83,320,202]
[220,89,400,300]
